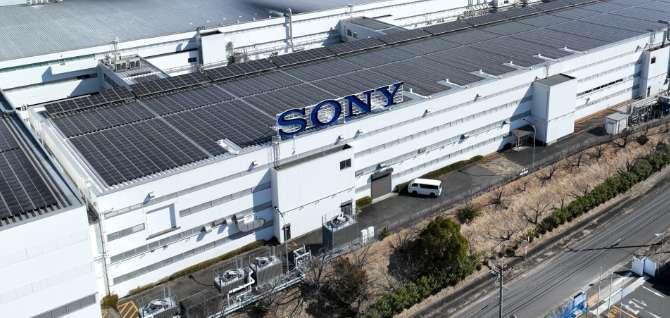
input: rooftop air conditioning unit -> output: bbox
[323,214,359,250]
[251,256,283,287]
[139,298,179,318]
[214,268,246,294]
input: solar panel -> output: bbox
[422,20,471,35]
[0,148,59,219]
[52,101,155,137]
[328,38,386,55]
[463,12,509,27]
[282,58,361,82]
[270,47,336,67]
[499,6,542,19]
[216,71,302,98]
[204,65,237,81]
[244,84,336,115]
[377,29,432,45]
[0,117,59,220]
[164,100,275,154]
[70,119,209,186]
[342,47,416,68]
[142,85,234,116]
[0,118,18,152]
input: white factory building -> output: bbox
[1,0,670,316]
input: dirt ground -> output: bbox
[240,128,670,318]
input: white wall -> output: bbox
[0,207,99,318]
[272,145,355,242]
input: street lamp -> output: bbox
[522,118,536,171]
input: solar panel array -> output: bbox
[0,115,60,221]
[45,87,133,116]
[44,0,670,186]
[69,119,209,185]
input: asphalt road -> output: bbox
[413,176,670,318]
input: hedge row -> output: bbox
[362,259,475,318]
[536,144,670,235]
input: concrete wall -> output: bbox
[0,206,100,318]
[272,145,355,242]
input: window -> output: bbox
[353,32,358,39]
[283,224,291,241]
[651,57,656,64]
[340,201,352,215]
[347,29,353,37]
[188,57,198,63]
[419,184,439,190]
[340,159,352,170]
[648,86,652,97]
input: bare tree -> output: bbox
[614,129,632,148]
[525,201,552,225]
[540,163,560,185]
[489,188,506,210]
[570,182,591,199]
[517,180,529,193]
[592,145,606,161]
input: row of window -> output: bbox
[113,221,274,285]
[109,201,272,263]
[356,97,532,159]
[356,112,530,177]
[31,294,97,318]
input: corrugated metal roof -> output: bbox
[0,0,379,62]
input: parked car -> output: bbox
[407,178,442,197]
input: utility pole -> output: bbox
[490,259,511,318]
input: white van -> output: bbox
[407,178,442,197]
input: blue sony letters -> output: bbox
[277,82,404,138]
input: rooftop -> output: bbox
[0,112,74,227]
[0,0,380,62]
[536,73,576,86]
[41,0,670,188]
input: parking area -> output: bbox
[615,271,670,318]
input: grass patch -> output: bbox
[127,240,266,296]
[101,294,118,310]
[423,155,484,179]
[394,156,484,193]
[356,196,373,209]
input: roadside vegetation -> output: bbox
[237,122,670,318]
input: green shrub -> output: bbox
[378,226,392,240]
[457,203,481,224]
[422,155,484,179]
[534,145,670,242]
[356,196,373,208]
[101,294,118,309]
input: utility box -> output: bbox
[250,256,283,287]
[605,112,629,135]
[323,214,359,250]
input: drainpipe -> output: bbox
[287,8,295,51]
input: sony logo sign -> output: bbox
[276,82,404,139]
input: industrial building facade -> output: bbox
[26,0,670,297]
[1,0,670,316]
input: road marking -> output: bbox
[117,300,139,318]
[648,312,662,318]
[642,286,665,298]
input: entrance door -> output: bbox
[370,169,393,199]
